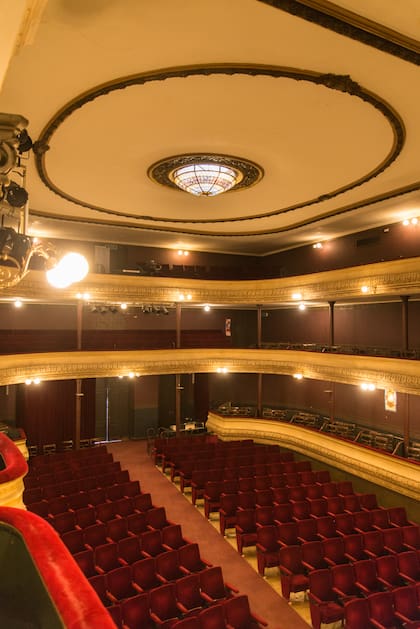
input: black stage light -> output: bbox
[3,181,28,208]
[17,129,33,153]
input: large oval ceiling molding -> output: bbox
[34,64,404,234]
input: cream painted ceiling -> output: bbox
[0,0,419,256]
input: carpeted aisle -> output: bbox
[107,440,311,629]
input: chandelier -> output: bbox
[149,154,263,197]
[172,163,241,196]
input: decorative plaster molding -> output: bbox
[1,256,420,305]
[207,413,420,501]
[2,348,420,396]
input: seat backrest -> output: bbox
[149,583,178,620]
[309,569,333,601]
[199,566,225,599]
[224,595,253,628]
[393,585,418,617]
[368,591,395,624]
[344,597,370,629]
[121,593,152,629]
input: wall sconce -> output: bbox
[402,217,418,226]
[25,378,40,385]
[313,242,323,249]
[217,367,229,373]
[177,249,189,256]
[204,304,211,312]
[298,303,306,311]
[293,373,303,380]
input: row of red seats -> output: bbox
[100,578,264,628]
[26,476,138,517]
[257,523,420,577]
[26,451,114,478]
[23,461,124,498]
[309,565,420,628]
[29,443,109,468]
[167,451,297,480]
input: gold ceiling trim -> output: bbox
[207,413,420,501]
[2,348,420,395]
[33,64,404,230]
[3,256,420,305]
[258,0,420,64]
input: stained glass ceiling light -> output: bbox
[148,154,263,196]
[172,163,241,196]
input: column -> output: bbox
[401,295,409,354]
[256,305,262,418]
[328,301,335,347]
[175,302,182,434]
[75,300,83,450]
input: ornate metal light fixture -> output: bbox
[149,153,263,197]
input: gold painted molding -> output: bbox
[2,348,420,395]
[0,476,25,509]
[207,412,420,501]
[1,256,420,305]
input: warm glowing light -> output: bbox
[14,299,22,308]
[361,382,376,391]
[298,303,306,311]
[292,292,302,300]
[412,217,418,225]
[178,293,185,301]
[204,305,211,312]
[361,285,369,293]
[25,379,32,385]
[177,249,189,256]
[173,163,240,196]
[403,217,418,226]
[76,292,90,301]
[47,252,89,288]
[293,373,303,380]
[33,378,41,385]
[128,372,135,379]
[313,242,323,249]
[217,367,229,374]
[186,294,192,300]
[120,303,127,310]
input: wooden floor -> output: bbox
[107,439,314,629]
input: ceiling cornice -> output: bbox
[258,0,420,64]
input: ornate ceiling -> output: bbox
[0,0,419,256]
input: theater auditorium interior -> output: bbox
[0,1,419,628]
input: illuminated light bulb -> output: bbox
[178,250,183,256]
[183,251,189,256]
[33,378,41,385]
[47,252,89,288]
[118,375,124,379]
[292,292,302,300]
[128,372,135,379]
[25,379,32,385]
[361,382,376,391]
[120,303,127,310]
[187,294,192,300]
[178,293,185,301]
[298,303,306,311]
[411,217,418,225]
[14,299,22,308]
[402,219,410,226]
[293,373,303,380]
[313,242,323,249]
[217,367,228,374]
[204,305,211,312]
[361,285,369,293]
